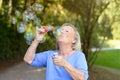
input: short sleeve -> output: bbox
[30,51,49,67]
[75,51,89,80]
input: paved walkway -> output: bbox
[0,62,46,80]
[0,48,120,80]
[92,47,120,51]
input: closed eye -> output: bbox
[65,30,69,32]
[61,28,70,33]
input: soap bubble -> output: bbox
[39,39,45,43]
[23,11,36,22]
[26,39,32,45]
[24,32,36,45]
[23,15,29,22]
[15,10,21,17]
[47,24,52,28]
[53,27,61,38]
[23,10,30,22]
[11,17,17,24]
[24,32,34,41]
[29,12,36,20]
[17,22,26,33]
[33,3,44,12]
[28,6,33,12]
[14,3,46,45]
[24,10,29,15]
[34,18,40,25]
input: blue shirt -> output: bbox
[30,50,89,80]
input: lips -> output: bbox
[57,35,62,39]
[57,34,63,40]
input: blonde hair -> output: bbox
[57,23,81,50]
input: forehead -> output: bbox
[61,26,75,32]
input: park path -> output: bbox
[0,47,120,80]
[0,60,120,80]
[0,62,46,80]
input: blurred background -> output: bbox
[0,0,120,80]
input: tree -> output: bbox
[0,0,60,60]
[61,0,120,68]
[0,0,2,8]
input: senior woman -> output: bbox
[24,23,89,80]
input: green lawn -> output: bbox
[94,49,120,70]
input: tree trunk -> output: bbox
[0,0,2,9]
[8,0,12,15]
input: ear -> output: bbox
[72,40,76,44]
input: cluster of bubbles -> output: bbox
[11,3,60,45]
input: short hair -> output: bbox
[57,23,81,50]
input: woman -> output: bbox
[24,23,89,80]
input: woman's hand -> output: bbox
[34,27,46,42]
[52,55,67,67]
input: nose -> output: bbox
[60,28,66,34]
[60,29,63,33]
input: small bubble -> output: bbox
[28,6,33,12]
[34,18,40,25]
[11,17,17,24]
[24,32,34,40]
[33,3,44,12]
[15,10,21,17]
[29,12,35,20]
[17,22,26,33]
[26,39,32,45]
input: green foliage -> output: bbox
[0,19,28,61]
[0,0,58,61]
[112,22,120,39]
[95,49,120,70]
[0,0,120,68]
[61,0,120,68]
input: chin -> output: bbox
[57,39,63,42]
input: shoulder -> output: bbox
[74,50,88,67]
[36,50,57,56]
[46,50,58,54]
[74,50,85,57]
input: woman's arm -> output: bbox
[24,39,40,64]
[63,62,84,80]
[53,56,85,80]
[24,27,45,64]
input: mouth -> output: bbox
[57,34,63,40]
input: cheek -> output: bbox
[66,34,74,40]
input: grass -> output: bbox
[94,49,120,70]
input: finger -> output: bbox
[36,27,45,34]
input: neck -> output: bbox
[58,43,74,57]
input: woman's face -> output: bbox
[57,25,75,44]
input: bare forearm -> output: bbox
[24,39,39,64]
[63,62,84,80]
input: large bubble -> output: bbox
[24,32,34,44]
[53,27,61,38]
